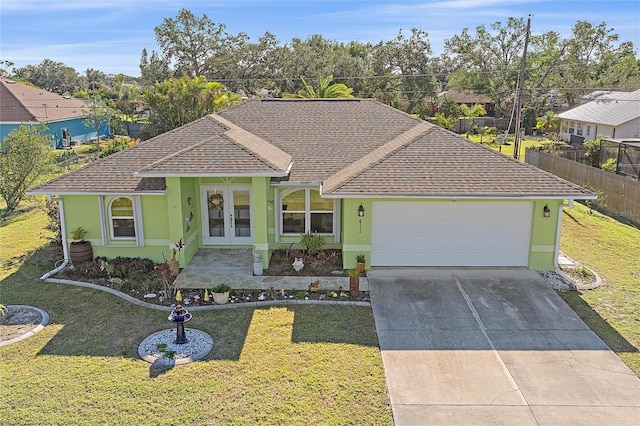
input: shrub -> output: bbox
[108,256,155,276]
[356,254,365,263]
[99,136,139,158]
[581,183,607,214]
[601,158,617,173]
[348,268,360,278]
[300,232,325,255]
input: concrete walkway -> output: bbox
[173,249,368,291]
[368,268,640,425]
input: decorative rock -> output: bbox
[331,270,343,275]
[108,277,125,285]
[144,293,157,299]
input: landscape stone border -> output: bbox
[138,328,214,366]
[0,305,50,347]
[42,277,371,310]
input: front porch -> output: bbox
[174,249,369,291]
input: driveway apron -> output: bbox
[368,268,640,425]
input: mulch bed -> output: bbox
[53,249,369,307]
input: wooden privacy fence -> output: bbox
[526,149,640,224]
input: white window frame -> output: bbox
[576,122,583,136]
[279,188,336,237]
[107,196,137,241]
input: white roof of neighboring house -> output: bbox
[558,89,640,126]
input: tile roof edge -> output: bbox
[322,121,434,194]
[208,114,293,173]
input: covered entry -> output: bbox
[370,201,533,266]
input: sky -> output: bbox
[1,0,639,77]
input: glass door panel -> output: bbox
[232,190,251,238]
[206,190,225,238]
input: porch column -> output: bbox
[166,177,185,266]
[251,177,270,268]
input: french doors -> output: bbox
[201,186,252,245]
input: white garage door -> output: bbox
[371,201,533,267]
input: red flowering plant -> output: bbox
[171,238,185,262]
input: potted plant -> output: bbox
[348,268,360,297]
[356,254,366,273]
[211,283,231,305]
[69,226,93,264]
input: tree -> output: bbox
[0,124,52,212]
[371,28,437,113]
[536,110,560,139]
[459,104,486,137]
[85,68,107,91]
[83,99,115,153]
[154,9,235,77]
[445,18,527,118]
[284,75,354,98]
[13,59,82,94]
[139,48,173,87]
[269,35,369,96]
[143,75,240,137]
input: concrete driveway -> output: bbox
[368,268,640,425]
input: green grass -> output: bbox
[0,280,391,424]
[467,135,550,159]
[0,200,392,425]
[558,203,640,374]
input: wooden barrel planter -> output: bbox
[69,241,93,264]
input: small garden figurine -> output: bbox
[292,257,304,272]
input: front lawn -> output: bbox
[559,203,640,375]
[0,199,392,424]
[0,247,392,425]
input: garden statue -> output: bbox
[292,257,304,272]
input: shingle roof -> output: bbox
[558,89,640,126]
[0,79,87,123]
[322,124,593,198]
[219,99,420,182]
[30,98,593,199]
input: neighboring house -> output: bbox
[29,99,594,271]
[0,79,110,148]
[558,89,640,144]
[438,89,496,117]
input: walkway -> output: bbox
[173,249,368,292]
[368,268,640,425]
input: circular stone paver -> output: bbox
[0,305,50,347]
[138,328,213,366]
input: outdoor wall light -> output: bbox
[358,204,365,217]
[543,204,551,218]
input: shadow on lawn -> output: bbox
[1,244,378,364]
[558,290,639,354]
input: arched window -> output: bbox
[109,197,136,239]
[281,189,334,235]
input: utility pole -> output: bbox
[513,15,531,160]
